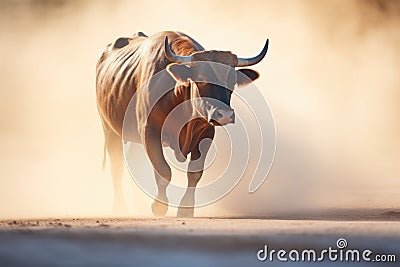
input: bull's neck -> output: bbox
[169,82,212,157]
[172,82,190,106]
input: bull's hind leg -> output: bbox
[106,131,128,215]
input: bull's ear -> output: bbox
[166,63,191,83]
[236,69,260,87]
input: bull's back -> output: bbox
[96,33,146,137]
[96,31,203,139]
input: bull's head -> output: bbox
[165,36,268,126]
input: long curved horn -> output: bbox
[236,39,269,67]
[164,36,192,63]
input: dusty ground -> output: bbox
[1,211,399,267]
[0,2,399,266]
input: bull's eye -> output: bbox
[206,103,212,110]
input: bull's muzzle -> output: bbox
[208,108,235,126]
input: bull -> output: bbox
[96,31,268,217]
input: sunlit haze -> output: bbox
[0,0,399,219]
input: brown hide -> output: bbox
[96,31,212,160]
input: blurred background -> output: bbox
[0,0,399,218]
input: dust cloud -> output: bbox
[0,0,399,219]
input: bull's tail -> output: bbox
[99,118,123,173]
[100,121,110,172]
[102,141,107,171]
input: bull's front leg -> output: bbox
[177,128,214,218]
[144,124,171,217]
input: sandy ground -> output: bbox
[1,211,399,267]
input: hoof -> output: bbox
[177,207,194,218]
[151,199,168,217]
